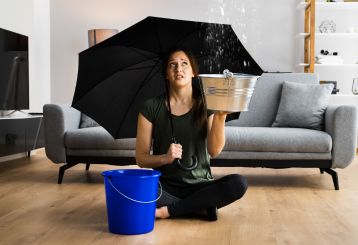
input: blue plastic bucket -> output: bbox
[102,169,161,235]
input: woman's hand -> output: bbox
[214,111,229,118]
[165,143,183,164]
[136,113,181,168]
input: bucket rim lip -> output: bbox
[101,169,161,178]
[198,73,260,79]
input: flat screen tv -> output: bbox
[0,27,29,111]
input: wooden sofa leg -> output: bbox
[85,164,90,171]
[58,163,79,184]
[320,168,339,190]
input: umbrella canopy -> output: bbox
[72,16,263,139]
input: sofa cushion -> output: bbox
[226,73,319,127]
[272,81,333,130]
[224,127,332,153]
[65,127,135,150]
[79,113,100,128]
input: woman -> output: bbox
[136,49,248,221]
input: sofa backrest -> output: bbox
[226,72,319,127]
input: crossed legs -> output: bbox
[156,174,248,220]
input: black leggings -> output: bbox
[156,174,248,217]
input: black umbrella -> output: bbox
[72,16,262,138]
[72,16,262,169]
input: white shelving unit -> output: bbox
[298,1,358,10]
[298,33,358,38]
[299,63,358,67]
[315,2,358,10]
[297,0,358,106]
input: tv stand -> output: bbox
[0,110,31,118]
[0,115,44,157]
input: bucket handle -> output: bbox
[107,178,162,204]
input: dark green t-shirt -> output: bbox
[140,94,214,192]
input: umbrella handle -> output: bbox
[174,156,198,171]
[171,136,198,171]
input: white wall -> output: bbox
[31,0,50,112]
[50,0,299,104]
[0,0,51,113]
[0,0,32,36]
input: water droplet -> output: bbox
[220,7,225,16]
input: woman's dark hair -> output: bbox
[163,48,208,137]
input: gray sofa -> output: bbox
[43,73,357,189]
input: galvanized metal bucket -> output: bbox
[199,73,259,112]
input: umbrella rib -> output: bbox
[126,47,160,63]
[172,25,208,52]
[114,56,162,138]
[119,55,160,72]
[122,65,156,71]
[153,21,164,56]
[75,46,164,101]
[113,46,161,72]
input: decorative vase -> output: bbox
[352,78,358,95]
[319,20,336,33]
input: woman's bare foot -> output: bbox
[155,206,170,219]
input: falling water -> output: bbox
[198,0,261,75]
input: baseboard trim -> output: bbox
[0,153,27,163]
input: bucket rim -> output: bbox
[101,169,161,178]
[198,73,260,79]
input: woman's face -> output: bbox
[166,51,194,89]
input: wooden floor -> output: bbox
[0,149,358,245]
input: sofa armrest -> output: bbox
[325,105,357,168]
[43,104,81,163]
